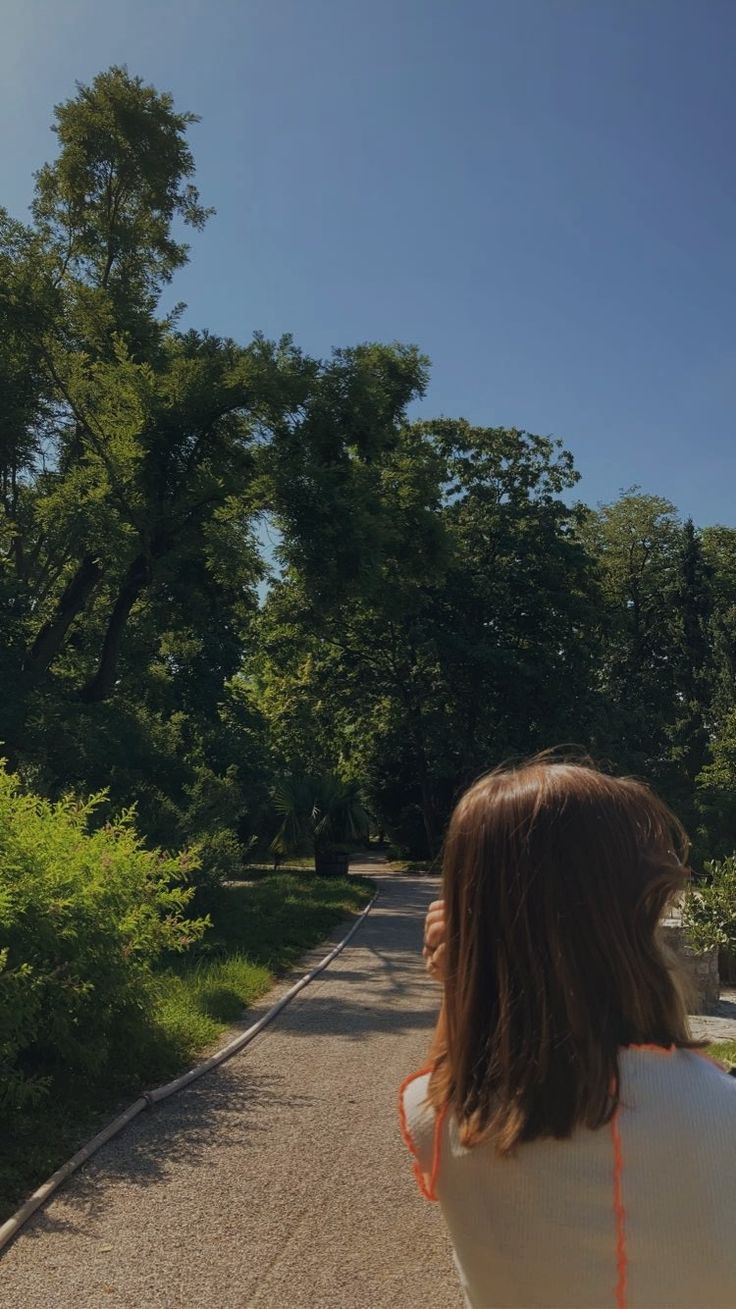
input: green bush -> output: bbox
[0,765,206,1117]
[182,761,247,893]
[682,855,736,954]
[189,826,243,901]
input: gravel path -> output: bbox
[689,992,736,1043]
[0,870,463,1309]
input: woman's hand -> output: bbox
[423,898,446,981]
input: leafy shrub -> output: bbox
[188,827,243,910]
[682,855,736,954]
[0,765,206,1116]
[182,761,245,892]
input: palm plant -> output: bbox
[270,774,369,874]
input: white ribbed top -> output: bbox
[400,1048,736,1309]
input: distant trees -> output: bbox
[3,67,736,867]
[250,420,599,854]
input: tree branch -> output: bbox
[25,551,105,677]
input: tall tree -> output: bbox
[1,67,219,708]
[252,422,600,855]
[676,519,712,700]
[577,490,683,784]
[32,65,211,351]
[693,526,736,858]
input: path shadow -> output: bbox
[269,996,437,1041]
[17,1063,313,1243]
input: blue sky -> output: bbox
[4,0,735,524]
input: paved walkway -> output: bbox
[0,871,463,1309]
[689,990,736,1043]
[4,869,734,1309]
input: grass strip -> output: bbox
[706,1039,736,1066]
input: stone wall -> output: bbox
[658,920,720,1014]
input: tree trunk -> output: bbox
[25,552,104,677]
[398,685,440,857]
[411,737,440,856]
[418,771,440,858]
[80,526,174,703]
[79,552,151,703]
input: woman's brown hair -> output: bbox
[428,757,697,1153]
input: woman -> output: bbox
[399,759,736,1309]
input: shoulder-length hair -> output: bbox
[428,757,697,1153]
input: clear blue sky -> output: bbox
[4,0,735,524]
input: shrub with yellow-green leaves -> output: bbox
[0,765,206,1116]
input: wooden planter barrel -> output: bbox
[719,948,736,986]
[314,849,350,878]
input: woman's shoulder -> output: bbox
[620,1045,736,1125]
[622,1044,736,1079]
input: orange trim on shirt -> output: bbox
[398,1064,447,1202]
[610,1107,628,1309]
[628,1043,732,1070]
[626,1042,675,1056]
[628,1043,735,1075]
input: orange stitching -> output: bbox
[427,1100,449,1200]
[610,1108,628,1309]
[398,1064,441,1202]
[626,1043,675,1056]
[630,1045,729,1072]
